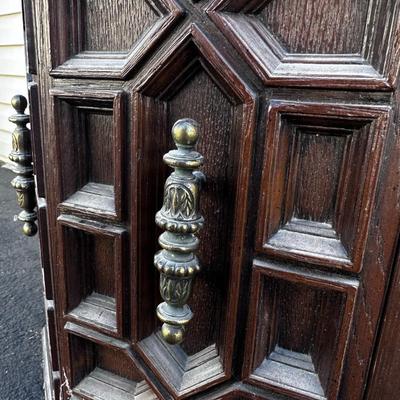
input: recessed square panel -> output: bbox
[59,215,126,337]
[51,89,124,221]
[65,324,157,399]
[243,260,359,400]
[256,101,389,272]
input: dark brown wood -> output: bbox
[255,101,390,272]
[48,0,184,78]
[207,0,400,89]
[51,88,125,221]
[58,214,127,338]
[132,24,257,397]
[365,243,400,399]
[21,0,400,399]
[242,260,358,400]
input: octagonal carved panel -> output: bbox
[130,24,257,398]
[49,0,183,79]
[207,0,400,89]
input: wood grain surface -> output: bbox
[22,0,400,399]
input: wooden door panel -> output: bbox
[258,0,368,55]
[51,89,125,221]
[58,215,127,338]
[65,323,160,399]
[133,26,256,398]
[48,0,183,78]
[80,0,158,52]
[24,0,400,399]
[208,0,400,89]
[255,101,390,272]
[242,260,358,400]
[366,249,400,399]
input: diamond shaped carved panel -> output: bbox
[49,0,183,78]
[207,0,400,88]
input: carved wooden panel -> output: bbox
[256,101,390,272]
[207,0,400,88]
[51,89,124,221]
[259,0,368,54]
[82,0,158,52]
[27,0,400,399]
[48,0,183,78]
[65,323,158,400]
[366,249,400,400]
[132,25,256,398]
[58,215,127,338]
[243,260,358,400]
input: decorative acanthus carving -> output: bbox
[163,184,196,219]
[9,95,37,236]
[154,118,204,345]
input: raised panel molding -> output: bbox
[242,259,359,400]
[131,24,257,398]
[51,88,125,221]
[256,101,390,272]
[194,382,289,399]
[64,322,162,400]
[48,0,183,78]
[207,0,400,89]
[58,215,127,338]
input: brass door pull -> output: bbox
[9,95,37,236]
[154,119,204,345]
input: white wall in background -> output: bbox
[0,0,27,162]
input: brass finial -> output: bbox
[11,94,28,114]
[171,118,199,148]
[154,119,205,344]
[9,95,37,236]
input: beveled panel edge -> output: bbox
[130,23,258,399]
[48,0,185,79]
[58,214,128,339]
[51,88,125,222]
[255,100,391,273]
[64,322,173,400]
[206,0,400,89]
[242,258,359,400]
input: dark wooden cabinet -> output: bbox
[16,1,400,399]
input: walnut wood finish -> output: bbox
[20,1,400,399]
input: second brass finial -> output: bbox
[9,94,37,237]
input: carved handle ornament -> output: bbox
[154,119,204,345]
[9,95,37,236]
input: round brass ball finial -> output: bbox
[161,323,184,345]
[172,118,199,148]
[23,221,38,237]
[11,94,28,114]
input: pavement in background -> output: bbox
[0,164,44,399]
